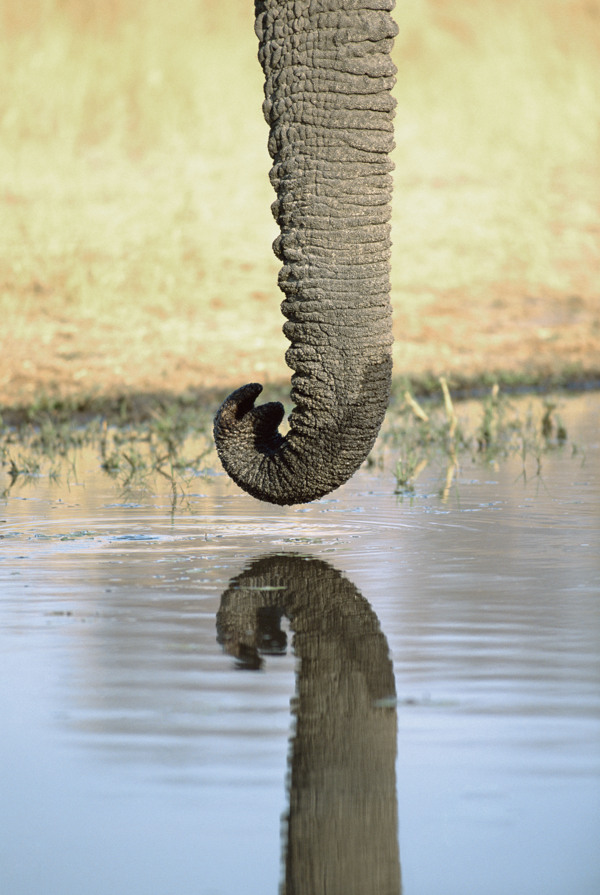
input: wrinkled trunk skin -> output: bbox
[213,0,397,505]
[217,555,401,894]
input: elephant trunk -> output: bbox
[213,0,398,505]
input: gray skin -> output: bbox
[213,0,398,505]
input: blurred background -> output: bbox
[1,0,599,407]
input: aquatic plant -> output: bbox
[384,380,571,497]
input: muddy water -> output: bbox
[1,392,599,895]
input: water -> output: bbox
[1,392,599,895]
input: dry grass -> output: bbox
[1,0,599,412]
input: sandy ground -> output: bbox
[2,199,599,415]
[1,2,599,415]
[3,274,599,411]
[2,156,598,414]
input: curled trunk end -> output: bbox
[213,0,397,505]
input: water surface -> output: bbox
[1,392,599,895]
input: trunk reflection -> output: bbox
[218,554,401,895]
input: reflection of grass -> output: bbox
[0,0,599,408]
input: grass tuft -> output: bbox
[382,379,572,497]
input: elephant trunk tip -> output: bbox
[214,382,264,428]
[213,383,290,501]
